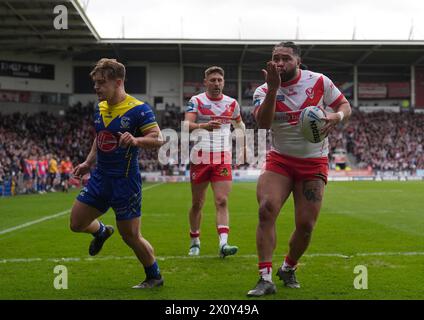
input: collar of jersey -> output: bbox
[205,92,224,101]
[99,95,138,128]
[281,69,302,87]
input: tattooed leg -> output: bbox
[302,180,324,203]
[286,180,325,263]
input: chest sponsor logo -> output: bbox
[276,95,285,101]
[274,111,301,125]
[211,115,232,124]
[97,130,119,153]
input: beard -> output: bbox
[280,68,297,82]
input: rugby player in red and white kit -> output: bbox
[247,42,352,296]
[185,66,246,258]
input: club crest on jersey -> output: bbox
[305,87,315,99]
[120,116,130,129]
[97,130,119,153]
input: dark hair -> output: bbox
[90,58,126,80]
[273,41,301,57]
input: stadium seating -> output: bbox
[1,105,423,196]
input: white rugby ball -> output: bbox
[299,106,326,143]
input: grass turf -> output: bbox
[0,181,423,300]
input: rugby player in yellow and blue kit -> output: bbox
[70,58,164,289]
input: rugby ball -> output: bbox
[299,106,326,143]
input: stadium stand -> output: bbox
[1,104,423,195]
[1,1,424,195]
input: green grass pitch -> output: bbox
[0,181,423,300]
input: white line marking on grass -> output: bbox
[0,182,165,236]
[1,251,424,264]
[143,182,165,191]
[0,210,71,236]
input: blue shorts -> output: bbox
[77,169,142,221]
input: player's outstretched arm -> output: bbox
[255,61,281,129]
[73,138,97,178]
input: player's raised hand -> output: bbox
[73,162,90,178]
[262,61,281,91]
[117,131,137,148]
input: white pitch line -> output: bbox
[1,251,424,264]
[0,182,165,236]
[142,182,165,191]
[0,209,71,236]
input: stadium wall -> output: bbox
[71,62,181,108]
[149,63,181,107]
[0,52,72,94]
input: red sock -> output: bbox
[258,262,273,281]
[190,231,200,238]
[217,226,229,235]
[284,255,298,268]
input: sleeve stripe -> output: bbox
[329,94,345,109]
[140,122,158,132]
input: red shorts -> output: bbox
[264,151,329,184]
[190,151,232,184]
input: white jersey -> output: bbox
[186,92,241,152]
[253,70,344,158]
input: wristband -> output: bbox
[337,111,344,121]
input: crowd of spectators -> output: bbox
[1,102,423,195]
[328,110,424,172]
[0,103,94,194]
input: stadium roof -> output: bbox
[1,0,424,73]
[83,39,424,68]
[0,0,99,56]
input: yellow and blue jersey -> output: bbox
[94,95,158,177]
